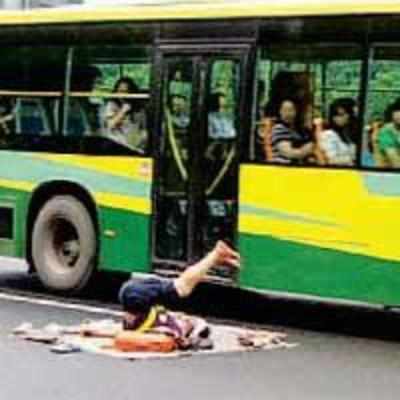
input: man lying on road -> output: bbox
[118,241,240,349]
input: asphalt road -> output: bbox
[2,257,400,400]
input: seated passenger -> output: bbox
[167,94,190,165]
[0,97,14,137]
[320,98,357,166]
[270,98,314,164]
[169,94,190,130]
[105,77,147,152]
[169,69,191,100]
[376,100,400,168]
[208,92,236,140]
[70,65,103,135]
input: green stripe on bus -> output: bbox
[240,204,343,228]
[239,232,400,306]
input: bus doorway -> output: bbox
[152,45,249,282]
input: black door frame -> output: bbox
[150,42,253,272]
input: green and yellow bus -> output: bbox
[1,0,400,308]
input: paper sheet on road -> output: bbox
[12,318,298,360]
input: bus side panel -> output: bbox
[98,206,151,274]
[238,164,400,306]
[46,155,155,275]
[0,151,153,274]
[0,184,30,258]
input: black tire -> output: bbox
[31,195,97,292]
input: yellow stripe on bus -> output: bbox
[29,154,153,183]
[0,179,35,193]
[239,165,400,262]
[0,1,400,26]
[0,178,150,214]
[95,192,151,214]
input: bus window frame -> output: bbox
[61,44,154,156]
[251,40,369,171]
[360,42,400,173]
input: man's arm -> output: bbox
[173,241,240,298]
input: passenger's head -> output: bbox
[386,100,400,127]
[278,99,298,126]
[329,98,357,132]
[339,97,359,117]
[113,77,138,94]
[173,69,183,81]
[208,92,227,113]
[169,94,187,115]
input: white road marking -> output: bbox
[0,292,123,316]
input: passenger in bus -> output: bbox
[164,94,190,187]
[169,93,190,130]
[105,77,147,152]
[119,241,240,349]
[208,92,236,140]
[70,65,103,135]
[0,98,14,138]
[208,92,236,138]
[319,98,357,166]
[270,98,314,164]
[169,69,191,100]
[376,99,400,168]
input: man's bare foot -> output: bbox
[209,241,240,269]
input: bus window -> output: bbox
[0,47,66,145]
[363,47,400,169]
[155,59,193,261]
[203,59,239,253]
[254,45,362,167]
[67,46,151,155]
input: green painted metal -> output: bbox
[98,206,151,274]
[0,185,151,275]
[239,232,400,306]
[0,187,29,258]
[0,239,15,257]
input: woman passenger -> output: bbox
[208,92,236,140]
[270,98,314,164]
[104,77,147,152]
[320,98,357,166]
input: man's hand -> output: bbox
[208,241,240,269]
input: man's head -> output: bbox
[119,280,153,329]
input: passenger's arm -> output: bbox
[384,148,400,168]
[277,141,314,161]
[106,103,131,130]
[320,133,354,166]
[0,114,14,135]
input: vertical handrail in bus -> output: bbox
[62,47,74,136]
[358,44,374,168]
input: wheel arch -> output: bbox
[26,180,99,271]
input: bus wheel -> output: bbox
[31,195,97,292]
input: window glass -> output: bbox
[155,59,193,261]
[254,45,362,167]
[203,59,239,257]
[0,47,67,147]
[363,47,400,169]
[67,46,151,155]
